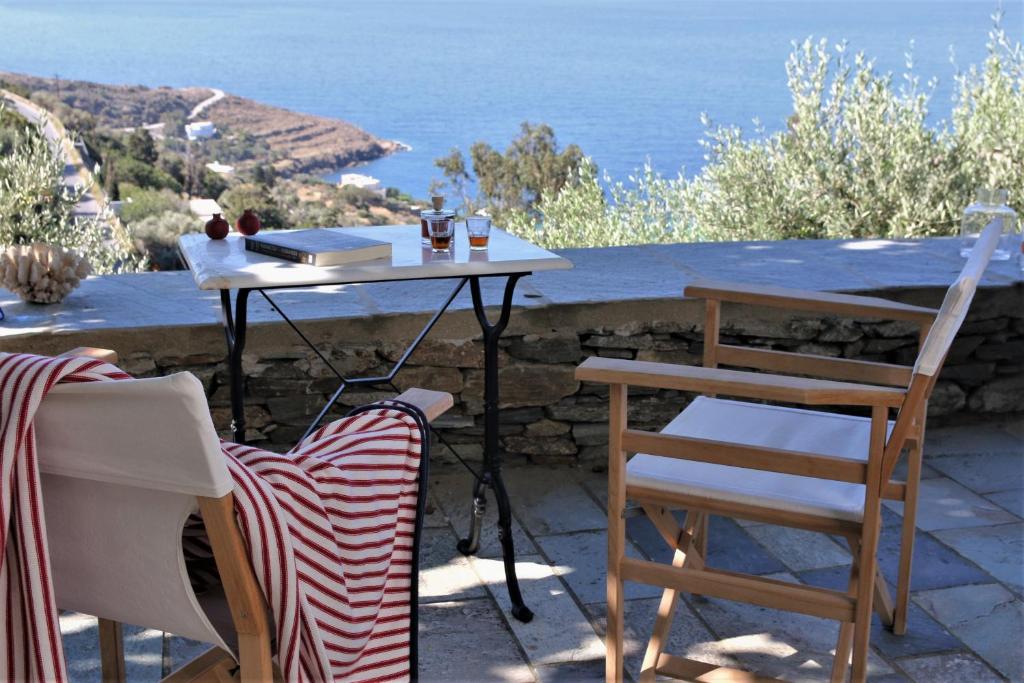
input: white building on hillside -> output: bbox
[185,121,217,141]
[338,173,383,194]
[205,161,235,175]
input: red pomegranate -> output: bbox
[205,213,230,240]
[236,209,261,236]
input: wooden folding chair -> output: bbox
[577,222,1004,682]
[36,347,452,682]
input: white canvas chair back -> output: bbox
[914,220,1003,377]
[34,372,235,652]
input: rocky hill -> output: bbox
[0,71,398,176]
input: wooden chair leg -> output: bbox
[831,546,861,683]
[198,495,274,682]
[696,514,709,563]
[873,568,895,628]
[851,409,887,683]
[606,384,628,683]
[894,440,923,635]
[844,535,894,628]
[98,618,126,683]
[638,512,701,683]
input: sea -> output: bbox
[0,0,1020,196]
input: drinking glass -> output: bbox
[429,217,454,252]
[466,216,491,250]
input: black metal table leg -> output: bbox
[457,274,534,623]
[220,288,250,444]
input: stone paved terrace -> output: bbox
[61,421,1022,682]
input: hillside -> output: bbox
[0,71,398,176]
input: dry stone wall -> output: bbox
[102,284,1023,465]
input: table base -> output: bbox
[218,274,534,623]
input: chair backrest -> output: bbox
[34,372,234,651]
[882,220,1003,475]
[913,220,1003,378]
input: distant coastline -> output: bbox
[0,71,402,178]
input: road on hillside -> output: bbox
[188,87,225,120]
[2,90,101,218]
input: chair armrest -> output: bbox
[685,279,938,323]
[576,357,906,407]
[57,347,119,363]
[393,388,454,423]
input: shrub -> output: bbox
[118,184,187,223]
[0,109,144,274]
[131,210,203,270]
[107,153,182,194]
[510,16,1022,248]
[218,183,289,230]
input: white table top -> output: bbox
[178,224,573,291]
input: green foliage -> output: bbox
[510,16,1023,248]
[218,183,288,230]
[130,210,203,270]
[0,79,31,99]
[433,122,585,223]
[105,153,182,193]
[0,109,144,273]
[118,184,187,224]
[125,128,158,164]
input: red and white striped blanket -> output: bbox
[0,353,423,682]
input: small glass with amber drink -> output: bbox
[429,216,454,252]
[466,216,491,250]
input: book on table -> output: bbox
[244,229,392,267]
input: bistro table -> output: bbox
[179,224,572,622]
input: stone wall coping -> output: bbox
[1,236,1020,341]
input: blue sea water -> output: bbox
[0,1,1019,195]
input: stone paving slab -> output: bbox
[419,526,490,604]
[430,470,538,559]
[932,522,1024,592]
[914,583,1024,680]
[800,525,993,594]
[986,489,1024,518]
[585,597,737,681]
[532,659,606,682]
[535,529,663,603]
[167,636,212,676]
[928,452,1024,495]
[745,525,851,572]
[626,513,787,576]
[884,476,1018,531]
[688,574,897,682]
[500,468,608,536]
[865,603,963,660]
[419,599,534,682]
[60,613,171,681]
[924,423,1024,458]
[897,652,1004,683]
[469,554,606,669]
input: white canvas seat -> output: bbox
[627,397,894,522]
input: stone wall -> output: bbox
[59,285,1021,467]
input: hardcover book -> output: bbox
[244,229,392,267]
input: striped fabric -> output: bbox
[0,353,423,682]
